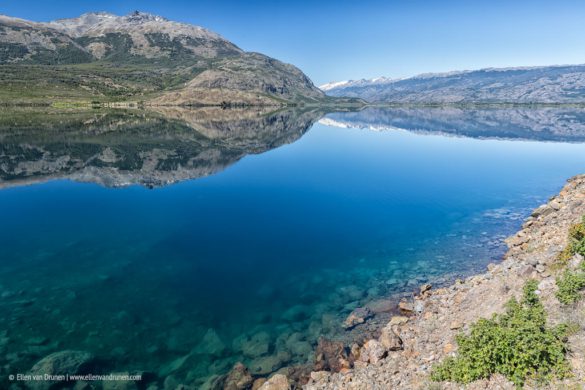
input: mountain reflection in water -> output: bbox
[2,106,585,190]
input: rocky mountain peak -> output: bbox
[125,11,168,23]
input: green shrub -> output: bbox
[557,216,585,264]
[556,270,585,304]
[431,281,570,388]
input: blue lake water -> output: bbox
[0,107,585,387]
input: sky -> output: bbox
[2,0,585,85]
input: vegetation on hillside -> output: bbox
[431,280,570,388]
[556,216,585,304]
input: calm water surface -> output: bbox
[1,107,584,387]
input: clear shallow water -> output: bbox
[1,108,585,387]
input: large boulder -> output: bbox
[28,350,94,390]
[359,340,386,364]
[378,325,403,351]
[257,374,290,390]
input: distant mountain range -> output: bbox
[321,65,585,104]
[0,12,337,106]
[319,107,585,143]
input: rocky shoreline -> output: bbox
[300,174,585,390]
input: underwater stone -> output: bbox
[281,305,310,322]
[241,331,271,358]
[365,299,394,314]
[249,353,287,375]
[194,328,226,356]
[343,307,373,329]
[29,350,94,390]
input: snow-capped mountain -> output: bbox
[322,65,585,103]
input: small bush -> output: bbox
[555,216,585,304]
[556,270,585,304]
[431,281,570,388]
[557,216,585,264]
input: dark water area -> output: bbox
[1,107,585,388]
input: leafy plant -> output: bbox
[431,281,570,388]
[555,216,585,304]
[556,270,585,304]
[557,216,585,264]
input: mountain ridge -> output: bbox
[322,64,585,103]
[0,11,340,106]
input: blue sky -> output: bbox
[2,0,585,85]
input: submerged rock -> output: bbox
[249,352,290,375]
[343,307,373,329]
[194,328,226,356]
[29,350,94,389]
[241,331,271,358]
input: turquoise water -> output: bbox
[1,108,585,387]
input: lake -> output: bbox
[1,107,585,388]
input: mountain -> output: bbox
[0,107,325,188]
[319,107,585,143]
[0,12,329,106]
[321,65,585,104]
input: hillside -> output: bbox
[322,65,585,104]
[0,12,328,106]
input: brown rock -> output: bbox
[258,374,290,390]
[389,316,408,325]
[223,362,253,390]
[389,316,409,326]
[343,307,373,329]
[252,378,267,390]
[398,300,414,313]
[314,338,349,372]
[419,284,432,296]
[443,343,455,354]
[379,325,403,351]
[359,340,386,364]
[449,321,463,330]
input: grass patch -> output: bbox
[431,280,570,388]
